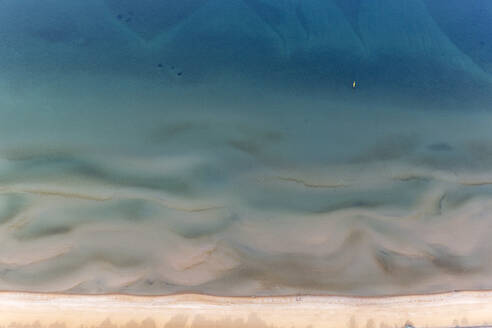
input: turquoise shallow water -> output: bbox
[0,0,492,296]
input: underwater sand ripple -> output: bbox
[0,150,492,296]
[1,109,492,296]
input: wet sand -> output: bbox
[1,291,492,328]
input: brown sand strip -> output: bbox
[0,291,492,328]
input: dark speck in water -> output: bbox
[428,142,453,152]
[117,14,123,20]
[157,63,163,68]
[177,72,183,76]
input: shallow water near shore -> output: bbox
[1,0,492,297]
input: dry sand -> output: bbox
[1,291,492,328]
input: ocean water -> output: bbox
[0,0,492,296]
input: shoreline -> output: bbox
[1,291,492,327]
[2,288,492,300]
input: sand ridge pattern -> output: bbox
[2,109,492,296]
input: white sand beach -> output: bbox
[1,291,492,328]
